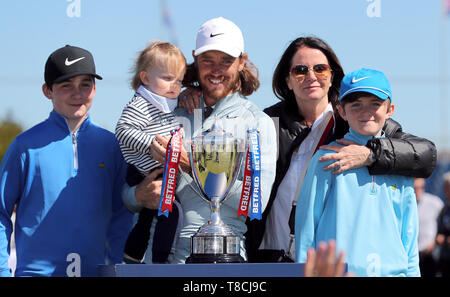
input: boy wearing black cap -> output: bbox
[0,45,133,276]
[295,69,420,276]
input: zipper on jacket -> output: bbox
[63,117,80,172]
[72,131,79,170]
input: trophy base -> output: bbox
[185,253,245,264]
[186,224,245,264]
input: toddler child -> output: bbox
[116,41,186,263]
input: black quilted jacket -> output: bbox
[245,100,437,262]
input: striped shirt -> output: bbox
[115,92,180,175]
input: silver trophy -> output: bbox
[185,123,245,263]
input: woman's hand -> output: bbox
[178,88,202,114]
[318,139,373,174]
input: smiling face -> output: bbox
[286,46,332,107]
[42,74,96,131]
[194,50,247,106]
[338,94,395,136]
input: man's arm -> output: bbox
[122,168,164,212]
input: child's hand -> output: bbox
[151,135,191,172]
[304,240,354,277]
[150,135,170,164]
[178,88,202,114]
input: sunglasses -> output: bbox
[290,64,332,80]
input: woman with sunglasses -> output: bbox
[245,36,436,263]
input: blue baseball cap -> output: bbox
[339,68,392,101]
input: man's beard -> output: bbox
[200,74,240,102]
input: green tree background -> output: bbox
[0,113,23,164]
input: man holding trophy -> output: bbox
[123,17,277,264]
[170,16,277,264]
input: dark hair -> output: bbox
[182,55,260,97]
[272,36,344,110]
[45,75,95,91]
[340,91,368,106]
[340,91,391,108]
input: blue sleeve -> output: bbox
[105,154,133,264]
[121,183,142,213]
[0,139,23,277]
[401,183,420,277]
[295,151,333,263]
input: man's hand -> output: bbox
[134,168,163,209]
[318,139,372,174]
[178,88,201,114]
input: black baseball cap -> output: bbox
[44,45,102,86]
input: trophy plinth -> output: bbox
[185,123,245,264]
[186,197,244,263]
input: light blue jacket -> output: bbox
[0,111,133,276]
[295,128,420,277]
[123,93,277,263]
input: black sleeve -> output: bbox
[126,164,145,186]
[366,118,437,178]
[126,164,164,186]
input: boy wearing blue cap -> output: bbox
[295,68,420,276]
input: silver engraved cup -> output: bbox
[185,125,245,263]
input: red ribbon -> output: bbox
[159,127,183,216]
[238,150,252,217]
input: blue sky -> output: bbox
[1,0,449,151]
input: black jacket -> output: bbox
[245,100,437,262]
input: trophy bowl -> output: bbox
[185,124,245,263]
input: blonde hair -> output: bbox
[131,40,186,91]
